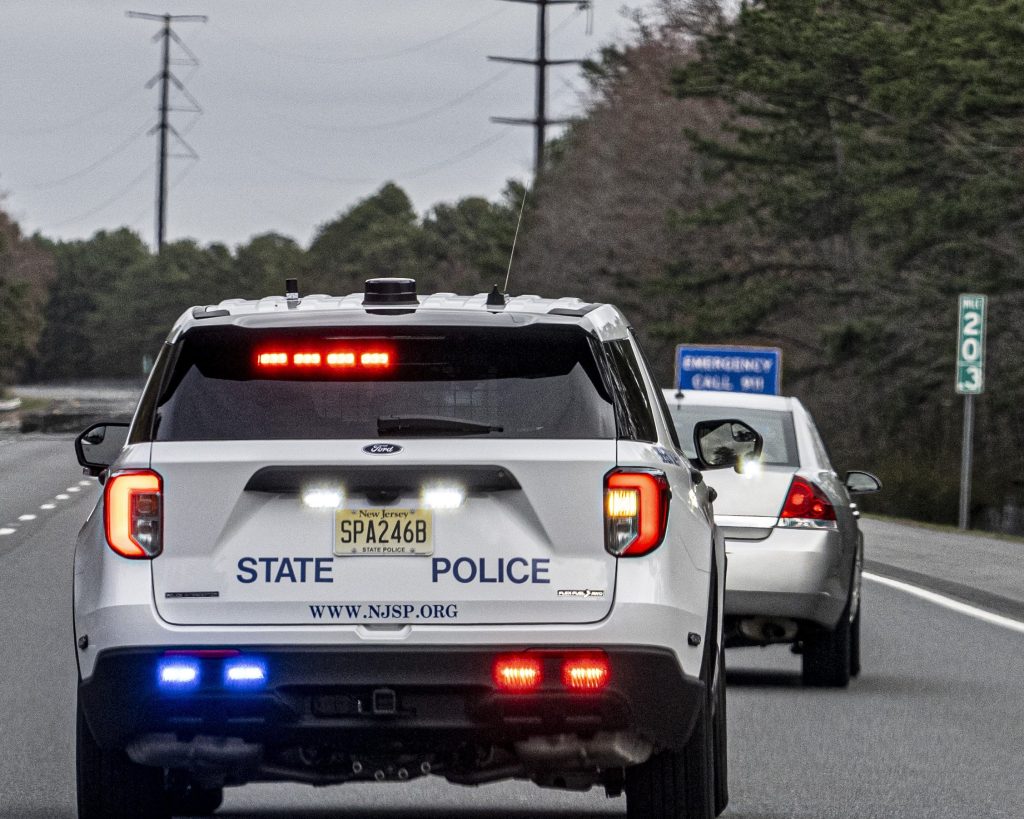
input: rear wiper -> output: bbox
[377,416,504,436]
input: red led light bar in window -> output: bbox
[360,351,390,367]
[256,349,393,370]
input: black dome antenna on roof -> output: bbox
[285,278,300,308]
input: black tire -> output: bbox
[712,651,728,816]
[801,600,852,688]
[76,700,170,819]
[850,604,862,678]
[167,782,224,816]
[625,697,714,819]
[626,557,718,819]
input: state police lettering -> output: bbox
[236,556,334,583]
[431,556,550,584]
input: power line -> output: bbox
[257,127,516,187]
[209,5,510,67]
[0,85,146,137]
[21,121,151,191]
[128,11,207,254]
[48,163,155,229]
[490,0,588,177]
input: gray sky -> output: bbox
[0,0,648,249]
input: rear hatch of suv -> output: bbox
[148,316,618,626]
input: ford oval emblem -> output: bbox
[363,443,403,455]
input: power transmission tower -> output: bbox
[127,11,207,253]
[490,0,586,177]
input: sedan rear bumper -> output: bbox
[724,526,850,628]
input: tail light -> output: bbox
[104,470,163,558]
[778,476,837,530]
[562,654,610,691]
[493,656,542,692]
[604,469,670,557]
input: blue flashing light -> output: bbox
[223,658,267,688]
[157,657,201,691]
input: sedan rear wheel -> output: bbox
[801,601,852,688]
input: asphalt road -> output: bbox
[1,436,1022,818]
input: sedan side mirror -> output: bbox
[693,419,764,471]
[75,422,130,477]
[844,470,882,494]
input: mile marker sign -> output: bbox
[956,294,986,395]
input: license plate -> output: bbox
[334,508,434,556]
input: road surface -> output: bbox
[1,436,1021,818]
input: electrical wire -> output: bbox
[48,163,155,230]
[273,6,585,135]
[209,4,510,67]
[0,84,146,137]
[20,122,152,191]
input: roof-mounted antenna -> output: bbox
[285,277,300,309]
[503,187,529,295]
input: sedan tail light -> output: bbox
[604,469,670,557]
[778,476,837,530]
[105,470,163,558]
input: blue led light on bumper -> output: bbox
[223,658,268,688]
[157,657,201,691]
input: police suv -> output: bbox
[73,278,762,818]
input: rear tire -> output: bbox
[625,697,714,819]
[76,699,170,819]
[849,604,862,678]
[801,601,852,688]
[711,651,728,816]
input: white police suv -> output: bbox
[73,278,762,818]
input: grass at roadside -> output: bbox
[863,513,1024,545]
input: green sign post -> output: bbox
[956,294,986,529]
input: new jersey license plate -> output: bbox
[334,508,434,556]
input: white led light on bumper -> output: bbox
[422,485,465,510]
[302,487,344,509]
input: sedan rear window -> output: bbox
[151,324,615,441]
[667,403,799,467]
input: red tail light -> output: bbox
[779,476,836,525]
[604,469,670,557]
[104,470,163,559]
[493,656,542,692]
[562,654,610,691]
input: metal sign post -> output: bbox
[955,294,987,530]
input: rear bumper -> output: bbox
[79,645,704,753]
[724,526,849,628]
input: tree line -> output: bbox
[2,0,1023,530]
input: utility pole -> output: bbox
[128,11,206,254]
[490,0,584,177]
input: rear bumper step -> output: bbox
[80,645,703,753]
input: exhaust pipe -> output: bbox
[739,617,798,644]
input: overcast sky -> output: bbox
[0,0,650,249]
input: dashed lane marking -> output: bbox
[0,528,15,536]
[67,486,81,493]
[40,503,56,510]
[18,514,36,522]
[55,494,69,500]
[864,572,1024,635]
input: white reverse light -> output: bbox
[422,485,465,510]
[302,487,344,509]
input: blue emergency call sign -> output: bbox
[675,345,782,395]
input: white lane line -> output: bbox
[78,480,91,487]
[0,528,15,536]
[17,514,36,522]
[55,494,70,500]
[40,503,56,510]
[864,572,1024,635]
[66,486,81,493]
